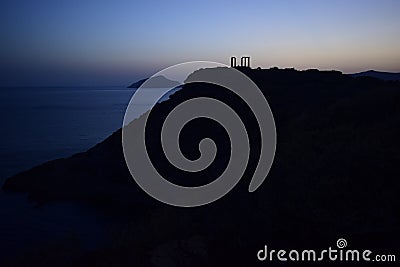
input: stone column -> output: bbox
[230,56,237,67]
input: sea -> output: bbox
[0,86,140,261]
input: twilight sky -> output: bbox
[1,0,399,86]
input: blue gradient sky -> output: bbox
[1,0,399,86]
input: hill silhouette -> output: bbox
[128,75,181,88]
[2,67,400,266]
[350,70,400,81]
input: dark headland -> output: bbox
[128,75,181,88]
[2,67,400,266]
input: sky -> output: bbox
[1,0,400,86]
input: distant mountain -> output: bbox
[128,75,181,88]
[350,70,400,81]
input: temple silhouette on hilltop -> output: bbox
[230,56,250,68]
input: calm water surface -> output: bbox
[0,86,135,260]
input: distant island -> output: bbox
[349,70,400,81]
